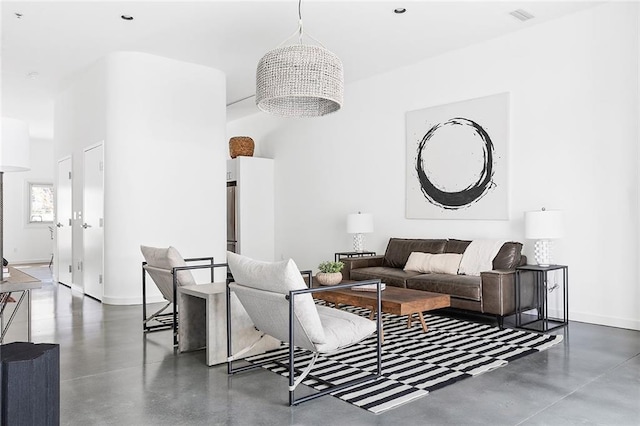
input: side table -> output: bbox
[1,342,60,425]
[515,264,568,332]
[1,267,42,343]
[334,251,376,262]
[177,283,280,366]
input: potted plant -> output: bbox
[316,260,344,286]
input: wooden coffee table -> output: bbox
[312,283,450,335]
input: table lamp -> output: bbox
[524,208,563,266]
[346,212,373,252]
[1,118,31,281]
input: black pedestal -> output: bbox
[1,342,60,426]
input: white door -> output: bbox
[82,144,104,301]
[56,157,73,286]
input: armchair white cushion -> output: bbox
[227,251,327,345]
[314,305,376,353]
[226,251,376,353]
[141,245,196,301]
[226,251,382,406]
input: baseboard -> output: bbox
[102,295,165,306]
[527,307,640,331]
[9,259,49,265]
[567,310,640,331]
[71,283,84,294]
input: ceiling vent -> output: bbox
[509,9,535,22]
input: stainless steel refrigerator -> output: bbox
[227,183,237,253]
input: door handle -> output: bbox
[56,222,64,228]
[82,223,92,229]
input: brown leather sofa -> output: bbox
[341,238,532,327]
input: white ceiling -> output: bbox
[1,0,600,139]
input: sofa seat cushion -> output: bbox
[406,273,481,301]
[350,267,422,288]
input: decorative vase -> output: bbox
[316,272,342,286]
[229,136,255,159]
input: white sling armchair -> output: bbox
[141,245,224,346]
[226,251,382,406]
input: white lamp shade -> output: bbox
[347,213,373,234]
[1,117,30,172]
[525,210,564,239]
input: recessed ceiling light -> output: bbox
[394,8,407,14]
[121,15,134,21]
[509,9,535,22]
[26,72,39,80]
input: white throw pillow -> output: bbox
[404,252,462,275]
[140,245,196,286]
[227,251,326,344]
[404,252,428,272]
[428,253,463,274]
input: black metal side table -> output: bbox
[334,251,376,262]
[515,264,568,332]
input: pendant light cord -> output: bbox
[298,0,303,43]
[277,0,326,48]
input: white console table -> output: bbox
[177,282,279,366]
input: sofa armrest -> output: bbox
[480,269,516,316]
[341,255,384,280]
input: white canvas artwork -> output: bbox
[406,93,510,220]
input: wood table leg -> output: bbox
[406,312,428,332]
[418,312,428,332]
[368,308,384,344]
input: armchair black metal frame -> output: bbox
[142,256,225,346]
[226,278,383,406]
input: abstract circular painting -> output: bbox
[406,93,509,220]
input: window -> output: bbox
[28,183,54,223]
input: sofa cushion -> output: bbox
[382,238,447,269]
[444,239,472,254]
[350,267,422,289]
[404,252,462,275]
[406,273,481,301]
[492,242,523,270]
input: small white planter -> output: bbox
[316,272,342,286]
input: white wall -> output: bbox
[228,3,639,330]
[4,138,55,263]
[56,52,227,304]
[104,52,227,304]
[54,58,106,290]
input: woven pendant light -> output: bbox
[256,1,343,117]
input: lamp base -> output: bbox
[534,239,554,266]
[352,234,365,252]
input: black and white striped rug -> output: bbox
[246,308,564,414]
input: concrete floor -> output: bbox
[2,265,639,425]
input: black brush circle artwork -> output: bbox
[415,117,495,210]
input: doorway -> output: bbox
[56,157,73,286]
[82,144,104,301]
